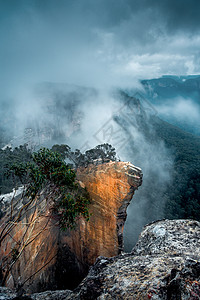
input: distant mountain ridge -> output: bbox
[141,75,200,102]
[140,75,200,135]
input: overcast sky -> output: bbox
[1,0,200,94]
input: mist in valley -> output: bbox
[1,0,200,251]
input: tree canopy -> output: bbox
[51,143,117,167]
[6,147,90,229]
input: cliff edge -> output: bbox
[0,161,142,293]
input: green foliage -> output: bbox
[7,147,90,229]
[0,144,32,194]
[152,117,200,221]
[85,143,116,164]
[0,142,116,194]
[54,189,90,230]
[1,143,116,228]
[51,143,117,167]
[51,144,71,159]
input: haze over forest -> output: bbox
[0,0,200,250]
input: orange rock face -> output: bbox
[75,161,142,260]
[0,161,142,293]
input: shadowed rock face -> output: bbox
[0,161,142,293]
[64,219,200,300]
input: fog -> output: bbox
[156,98,200,123]
[155,98,200,135]
[1,0,200,98]
[1,0,200,250]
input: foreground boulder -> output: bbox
[64,219,200,299]
[0,161,142,293]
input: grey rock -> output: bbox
[66,219,200,299]
[0,287,16,299]
[30,290,72,300]
[133,219,200,257]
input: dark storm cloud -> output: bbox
[0,0,200,97]
[1,0,200,45]
[151,0,200,33]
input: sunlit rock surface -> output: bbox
[74,161,143,260]
[64,219,200,299]
[0,161,142,293]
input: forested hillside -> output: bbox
[141,76,200,135]
[152,117,200,219]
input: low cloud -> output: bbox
[155,98,200,124]
[0,0,198,251]
[1,0,200,106]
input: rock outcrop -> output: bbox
[64,219,200,299]
[0,161,142,293]
[73,161,142,260]
[2,219,200,299]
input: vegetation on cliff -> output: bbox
[51,143,116,167]
[0,144,117,290]
[1,128,200,232]
[0,144,32,194]
[0,143,117,195]
[0,143,117,227]
[4,147,91,230]
[0,147,90,288]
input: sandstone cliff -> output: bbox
[0,161,142,293]
[2,219,200,300]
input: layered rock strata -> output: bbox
[0,161,142,293]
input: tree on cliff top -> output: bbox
[0,147,90,288]
[0,144,116,291]
[0,143,117,196]
[6,147,90,230]
[51,143,117,167]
